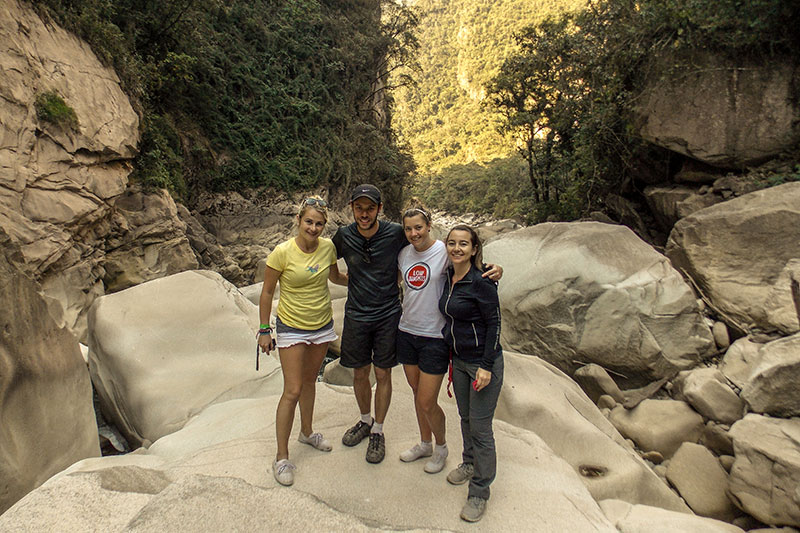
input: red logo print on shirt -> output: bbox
[405,262,430,290]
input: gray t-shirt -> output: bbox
[333,220,408,322]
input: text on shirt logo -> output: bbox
[405,263,430,289]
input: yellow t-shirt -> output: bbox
[266,237,337,330]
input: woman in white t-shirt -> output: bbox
[258,197,348,487]
[397,204,504,476]
[396,204,452,473]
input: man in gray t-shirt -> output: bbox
[332,184,407,464]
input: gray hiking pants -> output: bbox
[452,354,504,500]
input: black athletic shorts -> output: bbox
[396,330,449,375]
[340,312,400,369]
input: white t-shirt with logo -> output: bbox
[398,239,448,338]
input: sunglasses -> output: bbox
[304,198,327,207]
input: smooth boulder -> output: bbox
[729,414,800,527]
[0,239,99,513]
[666,182,800,335]
[485,222,714,383]
[740,333,800,417]
[0,375,619,532]
[600,499,744,533]
[666,442,738,520]
[88,270,282,448]
[681,367,744,424]
[496,352,688,512]
[608,399,704,459]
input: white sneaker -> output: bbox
[399,442,433,462]
[298,432,332,452]
[424,446,448,473]
[273,459,296,486]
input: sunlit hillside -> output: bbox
[393,0,585,178]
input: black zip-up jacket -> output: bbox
[439,264,502,371]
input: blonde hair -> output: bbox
[298,196,329,223]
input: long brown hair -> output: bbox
[446,225,484,271]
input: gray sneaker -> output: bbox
[447,462,474,485]
[365,432,386,464]
[424,446,448,473]
[400,443,432,462]
[272,459,296,486]
[342,420,372,447]
[460,497,487,522]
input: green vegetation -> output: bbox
[397,0,800,222]
[391,0,584,219]
[34,91,79,131]
[484,0,800,219]
[33,0,416,207]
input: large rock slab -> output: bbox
[666,182,800,335]
[0,377,619,532]
[88,270,282,448]
[600,499,744,533]
[484,222,714,384]
[635,52,800,167]
[665,442,738,520]
[496,352,688,512]
[608,399,704,458]
[729,414,800,527]
[0,235,99,514]
[741,333,800,417]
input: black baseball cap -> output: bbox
[350,184,381,204]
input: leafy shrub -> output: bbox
[34,91,79,131]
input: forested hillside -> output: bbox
[396,0,800,223]
[392,0,583,218]
[33,0,416,213]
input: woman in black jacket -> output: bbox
[439,225,503,523]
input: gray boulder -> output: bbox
[608,399,704,458]
[666,442,738,521]
[720,337,763,389]
[729,414,800,527]
[88,270,282,448]
[635,52,800,167]
[682,367,744,424]
[666,182,800,335]
[484,222,714,383]
[497,352,689,511]
[600,499,744,533]
[0,236,99,513]
[740,333,800,417]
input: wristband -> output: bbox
[259,324,271,330]
[258,330,272,336]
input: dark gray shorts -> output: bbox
[396,330,449,375]
[340,312,400,369]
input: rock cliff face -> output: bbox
[635,52,800,168]
[0,0,197,340]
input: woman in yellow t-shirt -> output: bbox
[258,197,348,486]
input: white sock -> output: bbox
[360,413,373,425]
[434,443,448,454]
[371,422,384,434]
[420,440,433,450]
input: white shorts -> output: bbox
[275,317,338,349]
